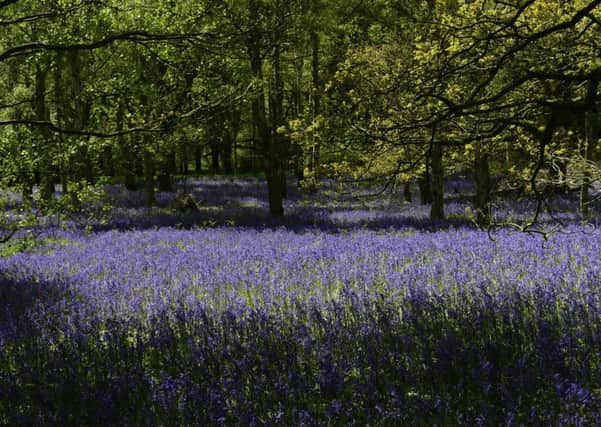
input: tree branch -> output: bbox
[0,11,55,26]
[0,119,161,138]
[0,31,211,62]
[467,0,601,103]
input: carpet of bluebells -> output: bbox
[1,177,600,425]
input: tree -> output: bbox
[0,0,237,207]
[1,0,599,225]
[323,0,601,224]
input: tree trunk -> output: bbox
[180,138,189,174]
[430,140,444,220]
[221,107,240,175]
[157,173,173,192]
[157,150,175,192]
[167,149,177,175]
[34,66,55,202]
[309,29,321,173]
[222,134,233,174]
[292,44,305,185]
[267,174,284,216]
[194,144,202,174]
[208,124,221,173]
[403,181,412,202]
[54,54,70,199]
[474,148,491,226]
[210,143,220,173]
[247,0,284,217]
[143,148,156,206]
[580,110,594,219]
[101,146,115,177]
[117,103,137,190]
[295,144,305,185]
[68,51,93,185]
[418,169,432,205]
[268,41,286,212]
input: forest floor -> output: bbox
[1,176,600,425]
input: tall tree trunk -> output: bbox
[309,30,321,173]
[101,146,115,177]
[222,133,234,174]
[207,119,221,173]
[232,109,241,175]
[180,138,189,174]
[247,0,284,217]
[157,149,175,192]
[430,139,444,220]
[68,51,93,185]
[117,103,137,190]
[292,46,305,185]
[157,174,173,192]
[194,144,202,174]
[143,148,156,206]
[294,144,305,186]
[157,172,173,192]
[54,53,72,198]
[580,110,594,219]
[403,181,412,202]
[268,42,286,213]
[210,138,220,173]
[34,66,55,203]
[418,167,432,205]
[220,113,232,175]
[221,107,240,175]
[474,147,491,226]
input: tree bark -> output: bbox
[309,29,321,173]
[34,65,55,202]
[247,0,284,217]
[68,50,94,186]
[580,110,594,219]
[157,150,175,192]
[268,41,286,212]
[117,102,137,190]
[403,181,412,202]
[222,133,233,174]
[221,107,240,175]
[54,53,69,197]
[418,169,432,205]
[101,145,115,177]
[194,144,202,174]
[474,147,491,226]
[210,137,220,173]
[179,138,189,174]
[143,148,156,206]
[430,140,444,220]
[167,149,177,175]
[292,39,305,185]
[157,172,173,192]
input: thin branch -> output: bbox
[0,11,56,26]
[0,98,33,109]
[0,228,18,244]
[0,31,213,62]
[179,83,254,120]
[0,119,161,138]
[1,82,253,137]
[467,0,601,103]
